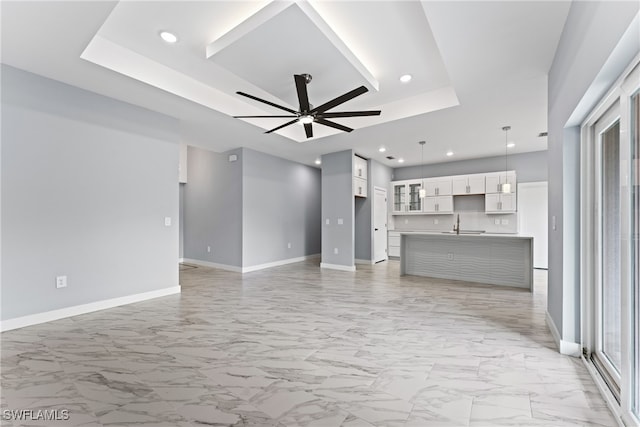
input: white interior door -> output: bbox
[517,182,548,269]
[373,187,388,263]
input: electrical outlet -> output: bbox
[494,219,500,225]
[164,217,172,227]
[501,219,509,225]
[56,276,67,289]
[338,218,344,225]
[334,248,339,254]
[404,219,409,224]
[207,246,211,253]
[447,253,454,261]
[287,242,291,249]
[434,219,439,225]
[326,218,330,225]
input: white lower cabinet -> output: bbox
[423,196,453,214]
[388,231,401,257]
[485,193,516,213]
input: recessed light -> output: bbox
[399,74,412,83]
[159,31,178,43]
[314,158,321,165]
[446,151,454,157]
[398,158,405,163]
[378,147,386,153]
[507,142,515,148]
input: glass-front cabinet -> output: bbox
[392,180,424,213]
[392,182,407,214]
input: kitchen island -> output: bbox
[400,232,533,290]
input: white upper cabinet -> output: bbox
[353,155,368,198]
[485,193,516,213]
[452,174,485,195]
[424,178,452,196]
[485,171,517,194]
[392,180,424,213]
[423,196,454,214]
[354,155,368,179]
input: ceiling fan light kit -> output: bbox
[234,74,381,139]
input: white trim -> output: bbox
[182,254,321,274]
[241,254,320,273]
[355,258,374,265]
[181,258,243,273]
[320,262,356,272]
[546,311,581,357]
[0,286,181,332]
[178,257,185,263]
[582,357,625,427]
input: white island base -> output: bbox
[400,232,533,290]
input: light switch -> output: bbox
[326,218,330,225]
[287,242,291,249]
[494,219,500,225]
[338,218,344,225]
[164,217,172,226]
[552,215,557,231]
[334,248,339,254]
[434,219,439,225]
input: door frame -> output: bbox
[372,186,388,263]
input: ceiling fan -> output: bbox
[233,74,381,138]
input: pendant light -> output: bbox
[501,126,511,193]
[419,140,426,198]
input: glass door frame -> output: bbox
[581,59,640,426]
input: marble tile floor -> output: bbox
[1,260,616,426]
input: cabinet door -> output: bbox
[437,196,454,213]
[392,183,407,213]
[485,193,500,212]
[424,179,438,196]
[504,172,516,193]
[485,174,502,193]
[407,182,423,212]
[500,193,515,211]
[436,179,452,196]
[354,156,367,178]
[468,175,486,194]
[423,196,437,213]
[354,177,367,198]
[452,176,469,195]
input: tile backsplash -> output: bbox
[391,212,518,234]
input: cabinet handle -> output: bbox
[436,187,439,196]
[466,185,470,193]
[358,186,362,194]
[435,203,439,212]
[498,201,502,210]
[498,183,502,192]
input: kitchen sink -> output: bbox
[441,230,486,234]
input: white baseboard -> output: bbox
[178,257,185,263]
[545,311,581,357]
[320,262,356,272]
[181,258,243,273]
[181,254,320,274]
[0,286,181,332]
[355,258,375,265]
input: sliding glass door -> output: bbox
[582,60,639,425]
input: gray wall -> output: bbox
[241,148,321,266]
[547,1,638,344]
[179,184,185,259]
[1,65,180,320]
[393,150,547,182]
[183,146,243,267]
[321,150,355,267]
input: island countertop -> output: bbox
[400,232,533,290]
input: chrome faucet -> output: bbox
[453,214,460,235]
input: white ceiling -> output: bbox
[1,1,571,168]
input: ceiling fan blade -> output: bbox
[236,91,298,115]
[321,110,381,118]
[304,123,313,138]
[233,115,297,118]
[310,86,368,114]
[315,118,353,133]
[265,118,299,134]
[294,74,310,113]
